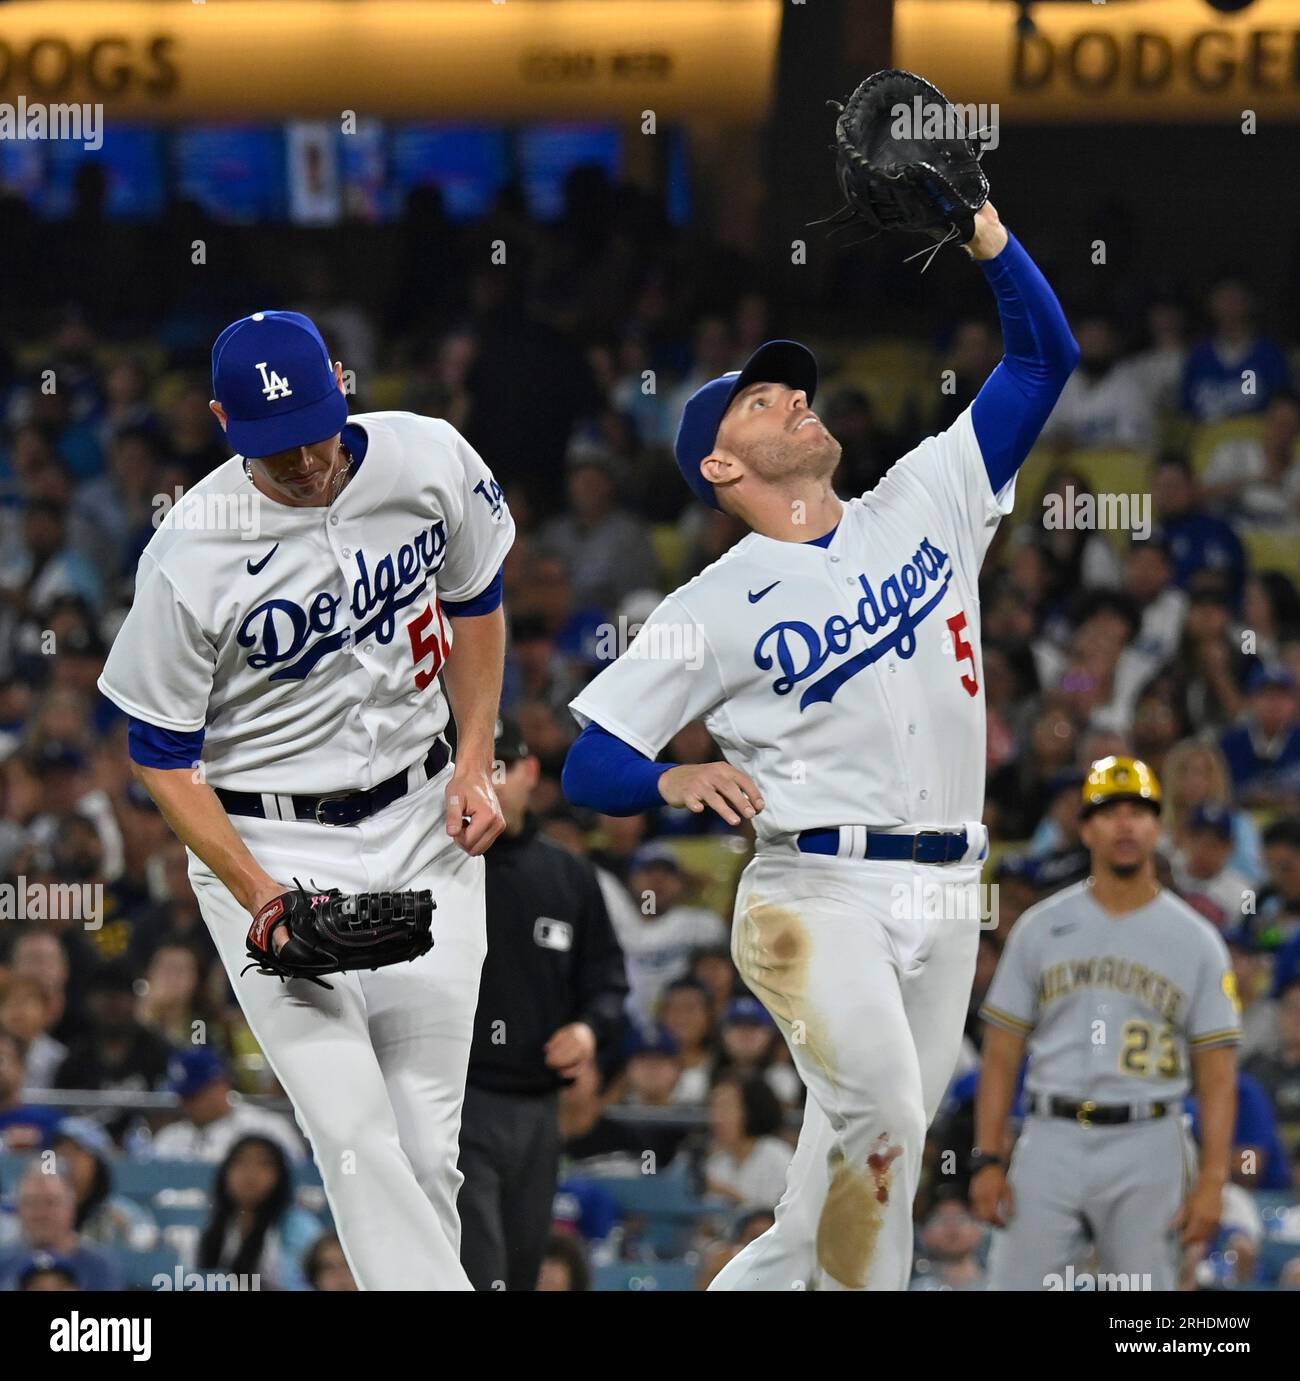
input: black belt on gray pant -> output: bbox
[1030,1093,1172,1127]
[214,738,450,826]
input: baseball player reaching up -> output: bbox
[97,311,515,1290]
[973,757,1240,1290]
[561,201,1079,1290]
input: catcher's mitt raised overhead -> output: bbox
[244,881,435,989]
[830,68,989,251]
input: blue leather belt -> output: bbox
[796,826,969,864]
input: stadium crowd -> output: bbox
[1,168,1300,1289]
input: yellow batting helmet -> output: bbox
[1080,755,1162,817]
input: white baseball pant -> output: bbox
[709,846,982,1291]
[187,764,486,1291]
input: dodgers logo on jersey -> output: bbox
[753,535,952,709]
[236,519,448,681]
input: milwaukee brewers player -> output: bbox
[97,311,515,1290]
[973,757,1240,1290]
[562,204,1079,1290]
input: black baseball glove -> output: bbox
[244,880,435,990]
[830,69,989,254]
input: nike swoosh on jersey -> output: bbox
[1050,922,1079,936]
[246,543,280,575]
[748,581,781,603]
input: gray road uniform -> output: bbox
[980,881,1241,1290]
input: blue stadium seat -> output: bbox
[1258,1237,1300,1286]
[120,1245,183,1291]
[112,1158,218,1199]
[592,1261,698,1292]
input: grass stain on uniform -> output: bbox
[734,894,834,1088]
[816,1135,902,1288]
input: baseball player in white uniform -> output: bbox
[98,310,515,1290]
[561,204,1080,1289]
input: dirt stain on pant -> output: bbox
[816,1136,902,1289]
[735,893,833,1087]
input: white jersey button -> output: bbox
[330,515,339,526]
[341,548,351,559]
[920,790,929,801]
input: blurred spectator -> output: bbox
[659,978,717,1103]
[704,1073,792,1210]
[7,930,76,1046]
[1201,389,1300,526]
[933,318,1001,431]
[563,1033,688,1170]
[1040,313,1156,452]
[14,1254,81,1290]
[1152,456,1246,601]
[986,704,1079,841]
[51,1117,158,1251]
[1180,278,1290,424]
[1243,978,1300,1162]
[1170,804,1251,930]
[1225,927,1279,1061]
[0,498,102,616]
[1258,818,1300,944]
[1166,577,1251,731]
[0,1030,63,1150]
[0,974,67,1088]
[1190,1069,1291,1192]
[909,1190,988,1291]
[1123,537,1189,676]
[0,1163,122,1290]
[1032,471,1124,593]
[612,844,728,1033]
[193,1135,319,1291]
[695,1207,776,1290]
[166,380,229,482]
[504,613,585,721]
[1219,666,1300,809]
[150,1048,303,1164]
[1161,738,1264,884]
[54,961,174,1132]
[303,1230,357,1291]
[689,945,742,1023]
[825,388,898,495]
[536,1232,591,1291]
[1242,572,1300,667]
[136,942,208,1049]
[716,996,801,1108]
[1118,297,1189,420]
[536,454,659,613]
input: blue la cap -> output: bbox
[211,310,349,459]
[724,995,774,1027]
[1188,803,1234,839]
[166,1047,228,1100]
[625,1024,681,1059]
[16,1251,81,1287]
[1248,662,1297,694]
[674,339,819,508]
[54,1116,115,1160]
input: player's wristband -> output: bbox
[967,1149,1006,1173]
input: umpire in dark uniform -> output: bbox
[457,717,628,1290]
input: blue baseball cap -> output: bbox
[211,310,349,459]
[625,1024,681,1059]
[1188,803,1234,839]
[673,339,819,509]
[1247,662,1297,694]
[166,1047,228,1100]
[724,995,775,1027]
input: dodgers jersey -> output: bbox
[98,411,514,793]
[569,406,1013,843]
[981,882,1241,1104]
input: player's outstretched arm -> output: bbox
[968,205,1081,492]
[441,605,508,856]
[132,763,285,917]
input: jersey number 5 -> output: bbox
[946,612,979,697]
[408,601,451,690]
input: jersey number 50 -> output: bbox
[408,601,452,690]
[946,612,979,697]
